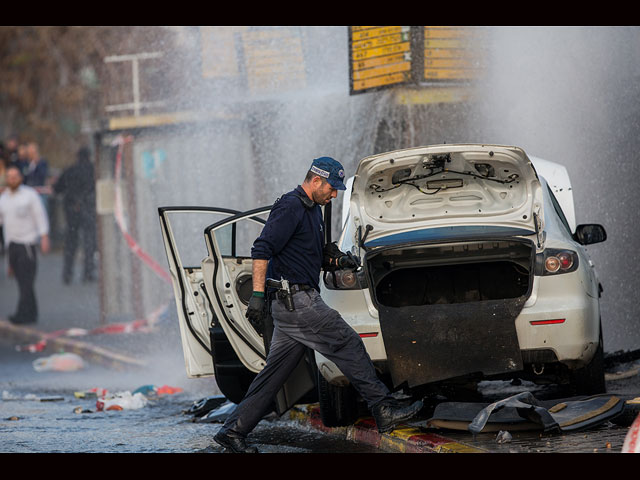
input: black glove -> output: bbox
[323,242,359,271]
[246,293,266,334]
[338,253,359,269]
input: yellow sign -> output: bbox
[423,26,485,82]
[349,26,485,95]
[200,27,241,78]
[350,26,412,94]
[242,28,307,94]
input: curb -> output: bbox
[0,319,147,370]
[289,404,487,453]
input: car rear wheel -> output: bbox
[317,370,359,427]
[569,325,606,395]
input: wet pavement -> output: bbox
[1,249,639,453]
[0,249,388,453]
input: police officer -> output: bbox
[214,157,423,453]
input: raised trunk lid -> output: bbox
[350,145,545,250]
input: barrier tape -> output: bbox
[15,303,169,353]
[11,136,175,354]
[113,134,172,284]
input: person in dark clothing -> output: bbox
[24,142,48,188]
[53,147,96,283]
[213,157,423,453]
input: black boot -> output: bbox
[372,399,424,433]
[214,429,259,453]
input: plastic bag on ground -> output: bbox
[96,391,148,411]
[33,352,84,372]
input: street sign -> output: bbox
[241,28,307,94]
[349,26,485,95]
[349,26,413,94]
[423,26,485,81]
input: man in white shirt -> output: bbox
[0,165,50,324]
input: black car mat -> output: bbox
[427,391,626,433]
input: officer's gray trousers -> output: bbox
[222,288,391,437]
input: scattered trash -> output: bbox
[2,390,63,402]
[496,430,512,444]
[427,391,626,434]
[6,416,20,421]
[73,406,93,414]
[96,391,148,411]
[195,401,237,423]
[132,385,156,396]
[74,388,108,399]
[131,384,183,397]
[156,385,183,395]
[184,395,227,417]
[33,352,84,372]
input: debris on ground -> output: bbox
[428,391,626,434]
[73,406,93,414]
[194,400,237,423]
[74,388,108,399]
[2,390,63,402]
[32,352,84,372]
[496,430,512,443]
[183,395,227,417]
[132,384,183,396]
[96,391,148,411]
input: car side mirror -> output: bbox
[574,224,607,245]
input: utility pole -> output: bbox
[104,52,164,116]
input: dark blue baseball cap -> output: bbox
[309,156,346,191]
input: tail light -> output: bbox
[323,268,368,290]
[536,248,579,276]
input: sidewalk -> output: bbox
[0,248,178,369]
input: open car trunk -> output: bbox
[366,237,535,389]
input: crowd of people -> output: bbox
[0,133,97,325]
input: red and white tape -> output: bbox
[16,303,168,353]
[113,135,172,284]
[623,413,640,453]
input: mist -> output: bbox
[470,26,640,351]
[82,27,640,362]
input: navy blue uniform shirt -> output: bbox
[251,185,324,291]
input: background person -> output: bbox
[24,142,48,187]
[0,165,50,324]
[53,146,96,283]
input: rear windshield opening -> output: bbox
[368,240,533,308]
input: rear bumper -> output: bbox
[517,273,600,369]
[319,270,600,385]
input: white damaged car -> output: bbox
[159,144,607,427]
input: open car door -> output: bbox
[202,206,318,414]
[158,206,247,379]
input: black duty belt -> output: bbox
[289,284,312,294]
[266,277,314,312]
